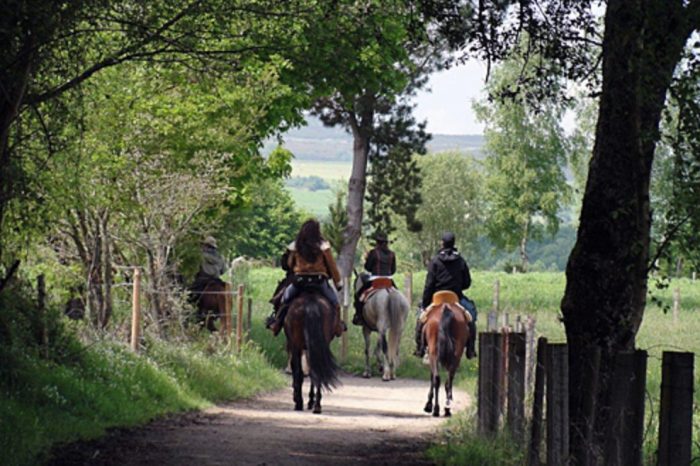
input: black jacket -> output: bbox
[421,247,471,308]
[364,246,396,276]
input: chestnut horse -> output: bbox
[284,291,339,413]
[422,291,470,417]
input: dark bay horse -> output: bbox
[284,291,339,413]
[422,291,470,417]
[195,281,229,332]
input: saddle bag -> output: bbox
[293,274,326,288]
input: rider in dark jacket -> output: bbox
[352,232,396,326]
[415,232,477,359]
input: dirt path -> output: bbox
[51,373,470,466]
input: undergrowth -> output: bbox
[0,281,284,466]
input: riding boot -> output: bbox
[334,304,347,337]
[352,300,364,326]
[465,321,477,359]
[413,318,425,358]
[267,305,289,337]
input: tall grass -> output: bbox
[0,336,284,466]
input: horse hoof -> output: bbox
[313,406,322,414]
[307,402,313,410]
[444,409,451,417]
[294,403,303,411]
[433,410,440,417]
[362,371,371,379]
[424,403,432,414]
[382,375,391,382]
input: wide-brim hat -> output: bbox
[374,232,389,243]
[203,236,218,248]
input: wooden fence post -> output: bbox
[247,297,252,340]
[487,311,498,331]
[546,343,569,466]
[527,337,547,466]
[570,345,600,466]
[236,284,244,351]
[478,332,504,435]
[525,316,537,394]
[221,282,231,338]
[672,288,680,324]
[658,351,694,466]
[507,332,526,444]
[404,272,413,308]
[604,350,647,466]
[493,279,500,312]
[130,268,141,353]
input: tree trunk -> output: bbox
[519,221,529,272]
[101,212,113,328]
[337,116,371,279]
[562,1,694,464]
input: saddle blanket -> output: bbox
[419,290,472,324]
[359,277,395,302]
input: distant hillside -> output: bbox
[264,117,484,161]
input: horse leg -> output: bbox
[362,326,372,378]
[307,383,315,410]
[444,367,455,417]
[424,371,434,414]
[291,350,303,411]
[380,330,391,382]
[312,383,322,414]
[432,372,441,417]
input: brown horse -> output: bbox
[284,291,339,413]
[422,291,470,417]
[195,281,228,332]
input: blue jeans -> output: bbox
[460,297,478,322]
[283,280,338,308]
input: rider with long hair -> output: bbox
[266,219,346,337]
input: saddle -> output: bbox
[360,277,395,302]
[419,290,472,324]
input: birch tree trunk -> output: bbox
[337,113,372,279]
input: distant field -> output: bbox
[291,160,352,180]
[287,160,350,216]
[287,187,335,218]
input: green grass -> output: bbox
[286,187,335,218]
[243,266,700,465]
[291,160,352,180]
[0,337,284,466]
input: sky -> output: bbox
[413,60,489,136]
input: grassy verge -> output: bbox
[0,337,284,466]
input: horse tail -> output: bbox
[387,291,408,360]
[304,297,339,391]
[438,306,456,368]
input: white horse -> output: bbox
[354,273,410,381]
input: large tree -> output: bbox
[279,1,453,278]
[0,0,311,279]
[439,1,700,463]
